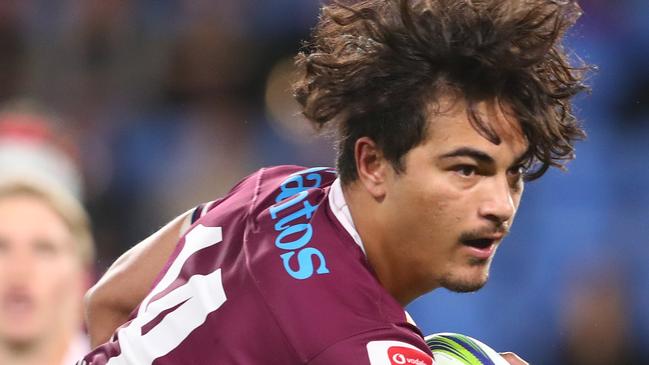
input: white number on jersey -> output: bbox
[107,224,226,365]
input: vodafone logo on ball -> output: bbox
[367,340,433,365]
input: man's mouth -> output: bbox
[461,238,496,249]
[1,289,35,317]
[458,231,506,260]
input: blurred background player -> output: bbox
[0,101,95,365]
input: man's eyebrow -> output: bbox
[440,147,529,167]
[440,147,495,164]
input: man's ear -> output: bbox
[354,137,388,200]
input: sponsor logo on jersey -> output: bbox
[367,341,434,365]
[367,340,434,365]
[388,346,433,365]
[269,167,335,280]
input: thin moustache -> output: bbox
[459,227,509,242]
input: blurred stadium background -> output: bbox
[0,1,646,364]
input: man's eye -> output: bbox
[33,240,58,257]
[508,165,526,177]
[508,165,527,189]
[454,165,477,177]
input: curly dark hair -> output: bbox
[294,0,591,183]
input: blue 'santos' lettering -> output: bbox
[280,248,329,280]
[270,168,332,280]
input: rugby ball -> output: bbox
[425,333,509,365]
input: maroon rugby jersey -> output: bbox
[81,166,434,365]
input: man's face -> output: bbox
[379,97,527,296]
[0,193,85,347]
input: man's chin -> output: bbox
[442,280,486,293]
[439,271,489,293]
[1,331,40,351]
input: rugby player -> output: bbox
[0,183,94,365]
[80,0,589,364]
[0,106,95,365]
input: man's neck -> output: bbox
[343,181,422,306]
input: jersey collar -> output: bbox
[328,178,366,256]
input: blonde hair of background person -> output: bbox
[0,181,94,365]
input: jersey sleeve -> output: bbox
[307,329,434,365]
[177,201,213,236]
[178,166,270,235]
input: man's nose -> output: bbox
[1,250,34,279]
[478,177,515,225]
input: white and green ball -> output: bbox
[425,333,509,365]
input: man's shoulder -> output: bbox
[254,165,338,204]
[192,165,335,222]
[197,165,417,359]
[244,166,413,361]
[215,165,337,211]
[250,165,337,186]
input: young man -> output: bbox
[81,0,589,364]
[0,103,95,365]
[0,183,94,365]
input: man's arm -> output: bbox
[84,210,194,348]
[500,352,530,365]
